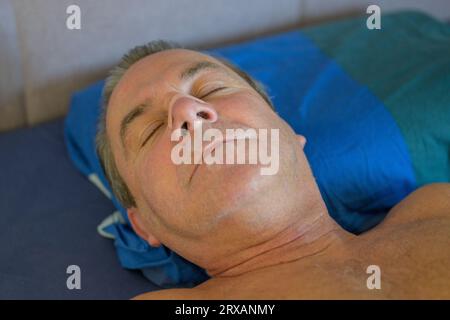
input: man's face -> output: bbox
[106,49,314,264]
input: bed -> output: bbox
[0,119,158,299]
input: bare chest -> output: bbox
[198,218,450,299]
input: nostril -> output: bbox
[181,122,188,131]
[196,111,209,119]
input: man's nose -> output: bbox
[169,96,218,132]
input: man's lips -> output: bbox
[203,138,234,159]
[189,138,239,183]
[188,139,232,184]
[202,137,256,159]
[186,139,229,185]
[187,137,258,184]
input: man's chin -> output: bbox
[196,162,265,184]
[195,162,273,206]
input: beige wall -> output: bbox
[1,0,449,131]
[0,0,26,131]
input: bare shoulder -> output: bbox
[383,183,450,225]
[360,183,450,298]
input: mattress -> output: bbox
[0,119,158,299]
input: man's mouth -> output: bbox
[203,138,234,159]
[188,138,242,184]
[183,128,261,184]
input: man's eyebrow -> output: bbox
[180,60,222,81]
[120,103,148,149]
[119,61,222,150]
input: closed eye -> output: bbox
[198,87,227,99]
[139,87,225,148]
[141,122,164,148]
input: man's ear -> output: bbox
[297,135,307,149]
[127,207,161,247]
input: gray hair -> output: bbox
[96,40,274,208]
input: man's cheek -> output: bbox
[138,151,179,199]
[139,153,166,188]
[139,140,173,174]
[225,94,262,121]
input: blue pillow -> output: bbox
[65,19,428,287]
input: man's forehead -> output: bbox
[114,49,215,98]
[109,49,224,116]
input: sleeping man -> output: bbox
[96,40,450,299]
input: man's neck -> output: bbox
[205,208,352,278]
